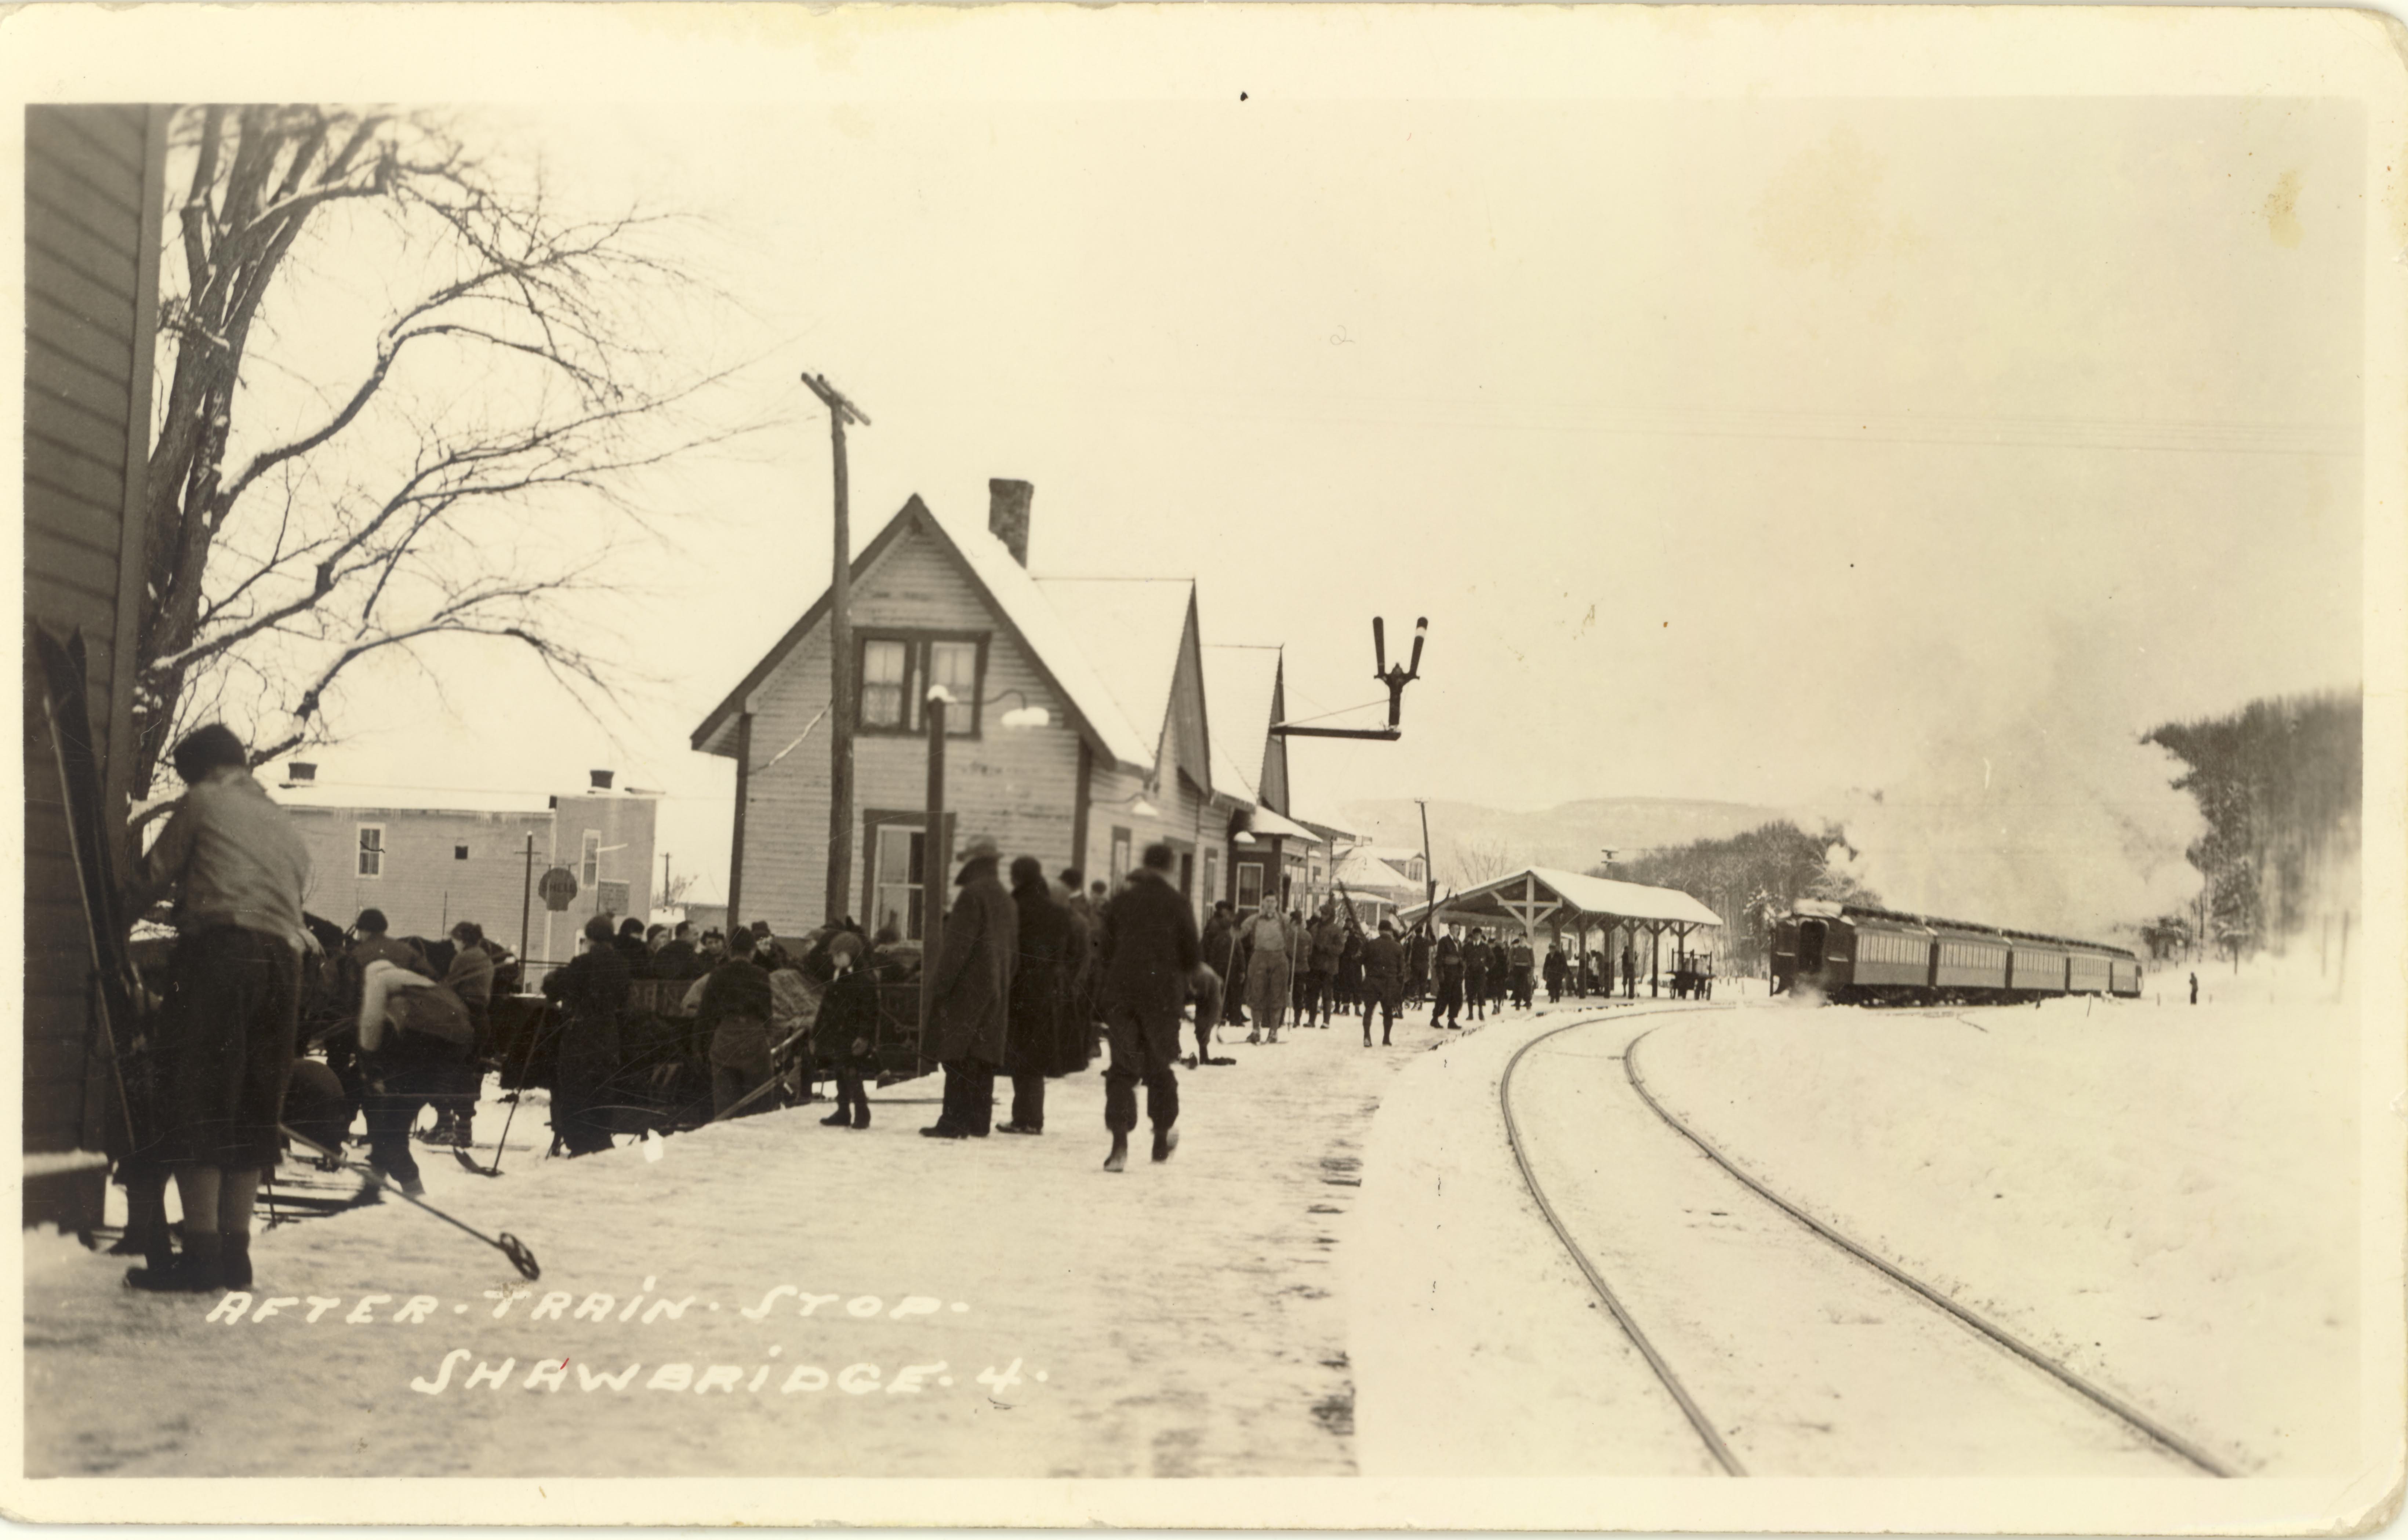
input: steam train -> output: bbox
[1770,898,2143,1005]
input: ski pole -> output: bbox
[482,997,563,1176]
[279,1123,540,1280]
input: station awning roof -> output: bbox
[1245,806,1322,845]
[1400,864,1724,933]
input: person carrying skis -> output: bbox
[1361,918,1406,1046]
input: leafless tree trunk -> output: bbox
[133,105,744,813]
[1442,834,1515,889]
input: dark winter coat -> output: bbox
[1362,932,1404,985]
[1337,929,1365,991]
[1406,931,1433,983]
[1061,895,1097,1028]
[813,965,881,1062]
[1434,936,1464,981]
[695,957,772,1034]
[1098,867,1202,1020]
[1309,917,1345,974]
[1463,943,1491,990]
[543,943,632,1027]
[653,939,704,980]
[1543,947,1568,987]
[1007,877,1078,1076]
[925,856,1016,1066]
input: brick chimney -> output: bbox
[988,478,1033,567]
[589,769,615,791]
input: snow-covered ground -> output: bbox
[1634,959,2365,1477]
[19,953,2390,1523]
[22,1011,1446,1482]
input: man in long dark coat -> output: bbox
[1000,856,1071,1135]
[543,913,631,1156]
[922,835,1016,1139]
[1097,841,1201,1171]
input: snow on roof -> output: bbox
[1249,805,1323,845]
[1405,864,1725,929]
[1201,644,1281,805]
[1333,845,1420,891]
[691,498,1162,772]
[929,503,1167,772]
[1031,577,1191,774]
[1286,806,1358,842]
[273,782,556,816]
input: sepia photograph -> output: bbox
[6,4,2404,1531]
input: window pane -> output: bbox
[927,641,978,734]
[581,831,601,885]
[862,640,907,728]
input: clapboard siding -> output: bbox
[25,108,147,204]
[26,239,139,343]
[22,103,164,1164]
[26,477,130,553]
[26,208,144,301]
[736,519,1086,934]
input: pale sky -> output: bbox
[240,75,2369,915]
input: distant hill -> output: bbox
[1331,797,1790,884]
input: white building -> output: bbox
[273,765,659,966]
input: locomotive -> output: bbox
[1770,898,2143,1005]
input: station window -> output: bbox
[455,844,470,861]
[356,825,384,879]
[580,830,601,886]
[855,631,989,736]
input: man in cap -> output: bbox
[922,834,1016,1138]
[122,723,311,1292]
[1096,842,1202,1171]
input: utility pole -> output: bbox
[803,372,871,925]
[1415,799,1437,915]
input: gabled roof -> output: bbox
[691,497,1156,771]
[1333,845,1422,892]
[1034,578,1194,778]
[1201,644,1282,806]
[1403,865,1725,930]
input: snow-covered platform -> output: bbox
[24,1010,1460,1479]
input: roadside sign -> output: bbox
[537,866,580,911]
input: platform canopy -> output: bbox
[1399,864,1724,938]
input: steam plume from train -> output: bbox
[1815,708,2204,943]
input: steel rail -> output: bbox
[1498,1007,1748,1476]
[1620,1024,2233,1479]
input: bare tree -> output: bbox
[1442,834,1515,889]
[133,105,742,813]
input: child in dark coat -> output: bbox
[815,932,880,1129]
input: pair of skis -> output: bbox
[33,627,538,1282]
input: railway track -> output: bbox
[1497,1006,2230,1478]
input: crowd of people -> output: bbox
[108,718,1718,1294]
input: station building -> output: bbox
[693,481,1323,938]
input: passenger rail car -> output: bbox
[1770,899,2141,1005]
